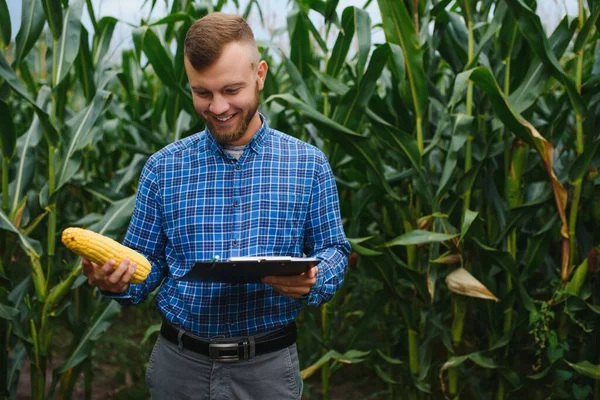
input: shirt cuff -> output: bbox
[306,264,326,306]
[98,286,132,300]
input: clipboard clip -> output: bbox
[209,255,220,269]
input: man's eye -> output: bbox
[196,92,210,98]
[225,88,240,95]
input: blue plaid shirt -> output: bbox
[110,116,351,338]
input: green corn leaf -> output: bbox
[565,258,588,296]
[504,0,586,116]
[0,209,42,256]
[121,50,141,118]
[573,7,600,52]
[565,360,600,380]
[43,261,82,314]
[149,12,193,26]
[14,0,45,66]
[324,0,339,23]
[333,43,389,127]
[174,20,192,86]
[306,13,328,54]
[466,2,506,70]
[0,303,19,320]
[387,43,405,83]
[92,17,118,66]
[383,230,459,247]
[460,210,479,241]
[287,8,312,79]
[53,0,84,87]
[91,196,137,236]
[476,242,535,311]
[141,323,162,345]
[0,0,10,46]
[266,94,364,139]
[451,67,568,244]
[300,349,369,380]
[308,65,350,96]
[366,109,433,200]
[327,6,356,77]
[354,7,371,79]
[132,26,148,66]
[282,55,317,109]
[509,17,576,113]
[348,238,384,256]
[42,0,63,40]
[75,26,96,102]
[568,138,600,184]
[7,344,26,395]
[0,100,16,159]
[436,114,474,200]
[0,53,59,145]
[139,26,190,102]
[56,300,121,373]
[377,349,404,364]
[441,352,499,371]
[10,88,48,215]
[378,0,427,118]
[54,90,113,194]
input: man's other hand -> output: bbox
[261,265,317,299]
[81,258,137,293]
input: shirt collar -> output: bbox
[204,113,269,157]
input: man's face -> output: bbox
[184,42,267,145]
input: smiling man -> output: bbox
[81,12,350,400]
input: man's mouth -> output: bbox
[214,114,236,122]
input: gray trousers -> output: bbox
[145,335,303,399]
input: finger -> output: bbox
[307,266,318,279]
[263,275,305,287]
[120,263,137,284]
[100,259,117,275]
[106,260,130,284]
[81,258,92,276]
[269,284,305,298]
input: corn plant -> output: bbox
[267,0,600,398]
[2,0,600,399]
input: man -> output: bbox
[82,12,350,400]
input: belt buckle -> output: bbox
[209,340,249,363]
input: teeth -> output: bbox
[216,115,233,122]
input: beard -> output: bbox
[206,81,260,144]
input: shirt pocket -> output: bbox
[258,192,303,253]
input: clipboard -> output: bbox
[179,257,321,283]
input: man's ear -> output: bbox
[257,60,268,90]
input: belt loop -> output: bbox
[177,329,184,352]
[248,336,256,359]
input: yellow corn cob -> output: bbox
[61,227,151,283]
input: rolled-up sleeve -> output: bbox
[303,154,351,306]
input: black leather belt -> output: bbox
[160,320,297,362]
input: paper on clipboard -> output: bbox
[226,256,321,262]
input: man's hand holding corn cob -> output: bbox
[81,258,138,293]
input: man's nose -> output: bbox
[208,96,229,115]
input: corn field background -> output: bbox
[1,0,599,398]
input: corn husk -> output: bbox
[445,268,500,302]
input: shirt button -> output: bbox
[233,201,239,207]
[232,240,238,246]
[235,165,241,170]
